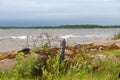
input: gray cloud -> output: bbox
[0,0,120,26]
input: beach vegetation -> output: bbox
[0,44,120,80]
[112,33,120,40]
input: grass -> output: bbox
[112,33,120,40]
[0,45,120,80]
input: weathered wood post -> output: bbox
[60,39,66,63]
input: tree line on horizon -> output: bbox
[0,25,120,29]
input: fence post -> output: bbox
[60,39,66,63]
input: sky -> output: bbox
[0,0,120,26]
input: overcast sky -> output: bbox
[0,0,120,26]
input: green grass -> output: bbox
[112,33,120,40]
[0,48,120,80]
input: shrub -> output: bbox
[112,33,120,40]
[0,45,120,80]
[13,53,38,79]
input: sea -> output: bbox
[0,28,120,52]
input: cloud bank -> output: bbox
[0,0,120,26]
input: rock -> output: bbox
[46,48,59,55]
[92,39,120,50]
[0,59,15,72]
[7,50,18,59]
[31,53,39,59]
[0,52,11,60]
[114,40,120,49]
[95,54,106,61]
[89,49,98,53]
[19,48,31,54]
[90,54,106,63]
[75,42,94,50]
[66,45,76,51]
[93,40,115,47]
[75,39,120,52]
[109,55,120,64]
[65,50,74,56]
[0,53,4,60]
[89,55,95,60]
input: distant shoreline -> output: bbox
[0,25,120,29]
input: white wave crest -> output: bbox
[59,34,106,39]
[59,35,82,39]
[10,36,28,39]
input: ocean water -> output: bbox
[0,28,120,52]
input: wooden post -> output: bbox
[60,39,66,63]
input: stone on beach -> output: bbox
[76,39,120,52]
[0,59,15,72]
[7,50,18,59]
[109,55,120,65]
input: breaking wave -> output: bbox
[58,34,106,39]
[10,36,28,39]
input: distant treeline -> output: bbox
[0,25,120,29]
